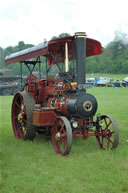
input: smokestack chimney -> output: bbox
[74,32,86,91]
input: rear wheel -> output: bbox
[96,115,119,149]
[52,116,72,155]
[11,91,36,140]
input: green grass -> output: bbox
[0,87,128,193]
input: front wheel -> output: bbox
[52,116,72,155]
[96,115,119,149]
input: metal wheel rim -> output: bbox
[52,116,72,155]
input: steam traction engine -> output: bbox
[5,32,119,155]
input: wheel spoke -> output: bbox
[105,120,111,131]
[96,136,102,148]
[16,124,22,136]
[107,140,110,149]
[22,118,27,123]
[19,94,23,101]
[15,100,21,109]
[104,136,114,144]
[59,123,65,133]
[64,140,67,151]
[16,120,26,138]
[22,126,27,134]
[60,132,67,140]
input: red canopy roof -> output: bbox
[5,36,102,65]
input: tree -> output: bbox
[51,33,71,39]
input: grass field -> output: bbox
[0,87,128,193]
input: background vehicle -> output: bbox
[5,32,119,155]
[0,69,21,95]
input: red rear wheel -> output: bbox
[52,116,72,155]
[96,115,119,149]
[11,91,36,140]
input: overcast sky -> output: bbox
[0,0,128,48]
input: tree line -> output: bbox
[86,34,128,74]
[0,32,128,75]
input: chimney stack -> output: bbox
[74,32,86,91]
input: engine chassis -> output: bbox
[11,75,119,155]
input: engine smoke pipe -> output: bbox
[74,32,87,91]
